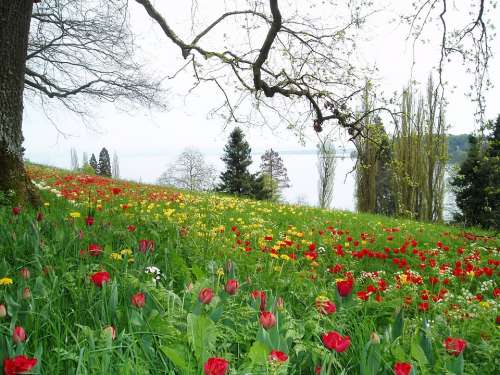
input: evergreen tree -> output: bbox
[89,153,98,174]
[259,149,290,200]
[218,127,255,196]
[452,116,500,229]
[98,148,112,177]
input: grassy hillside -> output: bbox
[0,164,498,374]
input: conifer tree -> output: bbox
[452,116,500,229]
[89,153,98,174]
[218,127,255,196]
[98,148,112,177]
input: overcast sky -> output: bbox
[23,0,500,196]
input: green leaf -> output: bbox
[411,339,429,374]
[108,281,118,317]
[392,308,404,342]
[248,341,269,365]
[161,345,191,372]
[187,313,217,364]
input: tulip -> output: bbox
[225,279,239,295]
[269,350,288,363]
[90,271,110,287]
[20,268,30,280]
[12,207,21,216]
[103,325,116,340]
[444,337,467,356]
[204,357,229,375]
[131,292,146,308]
[22,287,31,299]
[85,216,94,226]
[259,311,277,330]
[393,362,412,375]
[322,331,350,352]
[12,326,26,344]
[336,279,354,297]
[3,355,37,374]
[199,288,214,304]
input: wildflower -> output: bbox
[0,278,13,286]
[204,357,229,375]
[120,248,133,256]
[69,211,81,218]
[3,355,37,375]
[322,331,350,352]
[259,311,277,330]
[110,253,123,261]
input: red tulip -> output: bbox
[204,357,229,375]
[225,279,239,295]
[85,216,94,226]
[12,207,21,216]
[199,288,214,304]
[36,212,44,222]
[269,350,288,362]
[336,279,354,297]
[3,355,37,375]
[22,287,31,299]
[90,271,110,287]
[20,268,30,280]
[259,311,277,330]
[393,362,412,375]
[88,244,102,256]
[444,337,467,356]
[322,331,350,352]
[138,239,155,253]
[127,225,136,232]
[316,300,336,315]
[251,290,266,311]
[12,326,26,344]
[131,292,146,308]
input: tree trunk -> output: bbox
[0,0,39,205]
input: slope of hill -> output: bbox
[0,164,498,374]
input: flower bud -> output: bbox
[12,326,26,344]
[199,288,214,304]
[103,325,116,340]
[20,268,30,280]
[370,332,380,344]
[259,311,277,330]
[22,287,31,299]
[0,304,7,318]
[225,279,239,295]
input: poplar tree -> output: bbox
[259,149,290,200]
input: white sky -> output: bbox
[23,0,500,191]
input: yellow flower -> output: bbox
[120,249,133,256]
[274,266,282,272]
[315,295,329,303]
[479,301,491,309]
[69,212,81,218]
[466,271,475,278]
[44,202,50,207]
[110,253,123,261]
[270,253,279,259]
[216,268,224,277]
[0,277,13,286]
[280,254,290,261]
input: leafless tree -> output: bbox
[26,0,163,116]
[317,138,336,209]
[158,148,217,191]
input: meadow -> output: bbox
[0,164,498,374]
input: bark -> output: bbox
[0,0,39,205]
